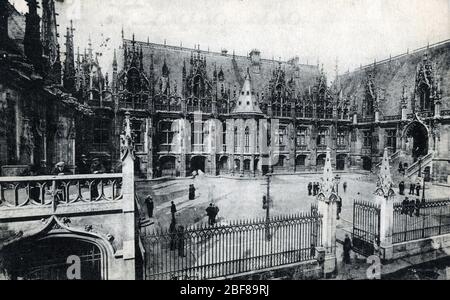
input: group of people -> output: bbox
[401,197,425,217]
[398,181,422,197]
[308,181,348,196]
[308,182,321,196]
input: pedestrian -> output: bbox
[415,198,421,217]
[171,201,177,220]
[408,200,415,217]
[206,203,215,226]
[399,181,405,195]
[308,182,313,196]
[213,204,220,224]
[145,195,154,218]
[52,161,71,176]
[337,196,342,220]
[409,183,415,195]
[90,158,105,199]
[77,154,90,174]
[169,219,177,251]
[343,234,352,264]
[401,197,409,215]
[415,183,421,197]
[343,182,347,193]
[189,184,196,200]
[177,225,186,257]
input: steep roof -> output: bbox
[122,39,320,98]
[339,40,450,116]
[232,70,263,115]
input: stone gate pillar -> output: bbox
[120,111,137,280]
[375,148,395,261]
[316,149,338,275]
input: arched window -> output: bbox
[244,127,250,153]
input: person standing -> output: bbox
[398,181,405,195]
[177,226,186,257]
[145,195,154,218]
[343,234,352,264]
[308,182,313,196]
[343,182,348,193]
[90,158,106,200]
[415,183,421,197]
[169,219,177,251]
[206,203,214,226]
[415,198,421,217]
[213,204,220,225]
[171,201,177,221]
[401,197,409,215]
[77,154,90,174]
[189,184,196,200]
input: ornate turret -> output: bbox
[0,0,9,45]
[41,0,60,75]
[24,0,43,73]
[231,69,263,115]
[63,21,76,92]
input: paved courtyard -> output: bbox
[142,173,450,231]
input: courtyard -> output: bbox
[140,172,450,232]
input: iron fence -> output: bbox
[142,212,322,280]
[392,198,450,244]
[352,200,380,256]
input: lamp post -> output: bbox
[262,173,272,241]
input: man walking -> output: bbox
[343,182,348,193]
[171,201,177,220]
[189,184,196,200]
[308,182,313,196]
[145,195,154,218]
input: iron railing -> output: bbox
[142,212,322,280]
[352,200,380,256]
[392,198,450,244]
[0,174,122,208]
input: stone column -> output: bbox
[375,148,395,260]
[316,149,338,275]
[119,111,137,280]
[146,117,153,179]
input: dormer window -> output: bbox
[246,91,250,95]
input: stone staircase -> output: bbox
[405,152,434,179]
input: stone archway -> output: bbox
[403,120,429,162]
[2,237,102,280]
[191,156,206,173]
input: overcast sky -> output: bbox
[12,0,450,79]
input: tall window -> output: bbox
[386,129,397,152]
[363,130,372,148]
[131,120,144,152]
[191,121,204,152]
[275,127,286,146]
[234,127,238,153]
[317,129,327,146]
[419,84,431,110]
[296,127,307,146]
[337,130,346,146]
[159,121,174,151]
[92,118,110,152]
[222,122,227,152]
[244,127,250,153]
